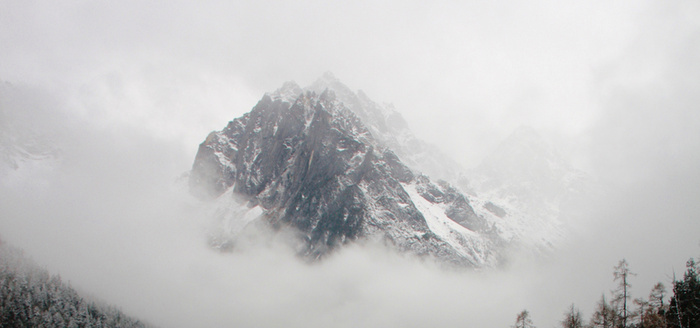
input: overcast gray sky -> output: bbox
[3,0,687,164]
[1,1,700,327]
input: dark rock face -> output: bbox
[190,86,499,266]
[484,202,507,218]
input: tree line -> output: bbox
[512,258,700,328]
[0,240,155,328]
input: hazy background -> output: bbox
[1,1,699,327]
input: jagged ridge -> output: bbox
[190,87,498,266]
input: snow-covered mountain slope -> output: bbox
[303,74,595,252]
[466,126,596,250]
[0,241,155,328]
[306,72,467,184]
[190,74,597,265]
[190,89,502,266]
[306,75,597,252]
[0,83,59,181]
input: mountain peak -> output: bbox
[280,80,302,91]
[321,71,338,81]
[308,72,353,96]
[189,89,497,266]
[268,80,302,104]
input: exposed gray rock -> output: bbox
[190,88,499,266]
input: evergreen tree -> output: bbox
[52,311,66,328]
[667,259,700,328]
[561,304,583,328]
[0,242,155,328]
[41,311,53,328]
[650,283,668,310]
[636,297,650,328]
[641,282,669,328]
[513,309,536,328]
[591,294,618,328]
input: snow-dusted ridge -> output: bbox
[189,74,594,267]
[190,88,500,266]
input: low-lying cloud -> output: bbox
[1,80,696,328]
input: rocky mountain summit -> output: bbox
[307,72,468,185]
[189,73,595,266]
[190,78,502,266]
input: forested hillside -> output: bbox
[0,239,155,328]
